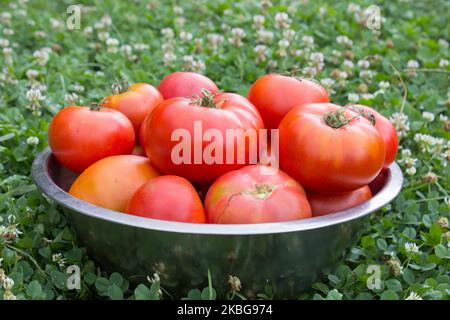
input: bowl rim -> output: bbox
[32,148,403,235]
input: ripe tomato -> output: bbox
[49,106,135,173]
[205,165,312,224]
[348,104,398,169]
[279,103,385,193]
[69,155,159,212]
[158,72,219,99]
[308,186,372,217]
[101,83,163,140]
[126,175,206,223]
[142,92,265,183]
[369,168,389,194]
[247,74,329,129]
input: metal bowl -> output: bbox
[32,148,403,298]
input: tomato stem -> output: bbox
[348,106,376,125]
[89,102,101,111]
[323,108,356,129]
[191,89,218,108]
[244,183,276,200]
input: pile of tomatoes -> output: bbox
[48,71,398,224]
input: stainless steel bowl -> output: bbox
[31,149,403,298]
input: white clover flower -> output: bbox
[320,78,334,88]
[343,59,354,69]
[406,167,416,176]
[336,35,353,47]
[64,92,78,105]
[357,59,370,69]
[348,93,359,103]
[50,18,62,29]
[405,292,423,300]
[180,31,193,42]
[309,52,325,71]
[193,59,205,73]
[361,93,375,100]
[161,27,174,39]
[3,47,13,64]
[100,15,112,27]
[173,5,184,15]
[407,60,419,69]
[34,30,46,38]
[278,39,290,49]
[302,35,314,47]
[97,31,110,42]
[414,133,446,157]
[0,224,22,240]
[337,70,348,80]
[304,67,317,77]
[438,39,449,48]
[121,44,133,56]
[277,39,290,57]
[332,49,342,58]
[401,148,412,158]
[73,84,85,93]
[439,114,448,122]
[379,81,390,90]
[3,290,16,300]
[268,60,278,69]
[207,33,224,51]
[257,30,274,44]
[3,277,14,291]
[404,242,419,254]
[422,111,435,122]
[26,88,45,102]
[275,12,291,29]
[133,43,149,51]
[252,15,265,30]
[359,70,373,79]
[83,26,93,35]
[175,17,185,26]
[52,253,67,268]
[390,112,410,138]
[347,4,361,13]
[254,45,268,63]
[318,6,327,16]
[229,28,245,47]
[0,38,9,48]
[26,69,39,80]
[282,29,296,41]
[439,59,449,68]
[26,136,39,146]
[33,48,50,67]
[106,37,119,53]
[163,52,176,66]
[3,28,14,36]
[0,12,12,25]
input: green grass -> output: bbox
[0,0,449,300]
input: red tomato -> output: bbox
[158,72,219,99]
[348,104,399,169]
[308,186,372,217]
[69,155,159,212]
[49,106,135,173]
[279,103,385,193]
[205,165,312,224]
[142,92,265,183]
[247,74,329,129]
[369,168,389,194]
[102,83,163,140]
[126,175,206,223]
